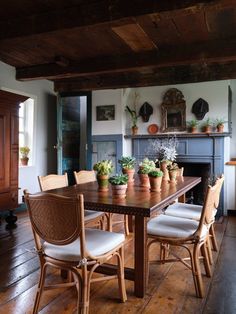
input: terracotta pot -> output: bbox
[149,176,162,192]
[131,126,138,135]
[111,184,127,199]
[160,161,170,181]
[190,126,197,133]
[217,124,224,133]
[97,174,109,191]
[169,170,177,182]
[20,157,29,166]
[122,168,135,183]
[204,126,211,133]
[138,173,150,187]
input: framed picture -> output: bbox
[96,105,115,121]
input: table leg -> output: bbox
[134,216,147,298]
[128,215,133,233]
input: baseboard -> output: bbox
[227,210,236,216]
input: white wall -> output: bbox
[0,61,56,202]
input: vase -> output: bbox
[122,168,135,183]
[149,176,162,192]
[160,161,170,181]
[111,184,127,199]
[97,174,109,191]
[131,126,138,135]
[138,173,150,188]
[20,157,29,166]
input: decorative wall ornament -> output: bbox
[161,88,186,132]
[139,102,153,122]
[192,98,209,120]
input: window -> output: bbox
[19,98,34,165]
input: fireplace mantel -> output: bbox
[124,132,231,139]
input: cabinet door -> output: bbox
[0,108,10,192]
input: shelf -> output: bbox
[124,132,231,139]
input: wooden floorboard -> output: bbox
[0,211,234,314]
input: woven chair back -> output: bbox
[213,175,224,209]
[38,173,68,191]
[25,193,83,246]
[74,170,96,184]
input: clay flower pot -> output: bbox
[97,174,109,192]
[169,170,177,182]
[138,173,150,188]
[149,176,163,192]
[20,157,29,166]
[217,124,224,133]
[160,161,170,181]
[111,184,127,199]
[122,168,135,183]
[131,126,138,135]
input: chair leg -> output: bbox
[124,215,129,236]
[209,224,218,252]
[206,236,213,265]
[200,243,212,277]
[33,263,47,314]
[192,243,204,298]
[117,247,127,302]
[80,265,89,314]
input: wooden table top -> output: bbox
[45,176,201,217]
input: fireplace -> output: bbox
[127,133,226,217]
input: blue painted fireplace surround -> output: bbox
[125,133,229,217]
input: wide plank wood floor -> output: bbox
[0,211,235,314]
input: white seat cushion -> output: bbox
[85,210,103,222]
[164,202,202,220]
[43,228,125,262]
[147,214,208,240]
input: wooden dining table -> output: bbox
[44,176,201,298]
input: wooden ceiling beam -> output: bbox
[0,0,217,40]
[54,61,236,92]
[16,38,236,81]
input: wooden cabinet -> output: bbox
[0,90,28,214]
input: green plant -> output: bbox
[214,118,227,127]
[187,119,199,127]
[138,158,156,174]
[202,117,213,127]
[148,170,163,177]
[109,174,129,185]
[125,105,139,127]
[118,156,136,169]
[93,160,114,175]
[20,146,30,158]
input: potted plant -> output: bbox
[214,118,227,133]
[148,170,163,192]
[109,174,129,198]
[167,162,179,182]
[187,119,199,133]
[93,160,114,191]
[202,118,213,133]
[20,146,30,166]
[118,156,136,183]
[125,105,139,135]
[138,158,156,187]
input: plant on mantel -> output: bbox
[201,118,213,133]
[125,91,140,135]
[214,118,227,132]
[186,119,199,133]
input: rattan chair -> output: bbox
[74,170,130,235]
[147,176,224,298]
[164,175,224,252]
[24,192,127,314]
[38,173,105,227]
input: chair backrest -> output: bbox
[74,170,96,184]
[197,175,224,236]
[24,192,84,247]
[38,173,68,191]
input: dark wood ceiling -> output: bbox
[0,0,236,92]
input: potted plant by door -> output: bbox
[148,170,163,192]
[20,146,30,166]
[93,160,113,191]
[125,105,139,135]
[109,174,129,198]
[138,158,156,187]
[187,119,199,133]
[214,118,227,133]
[118,156,136,183]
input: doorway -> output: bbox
[57,92,92,185]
